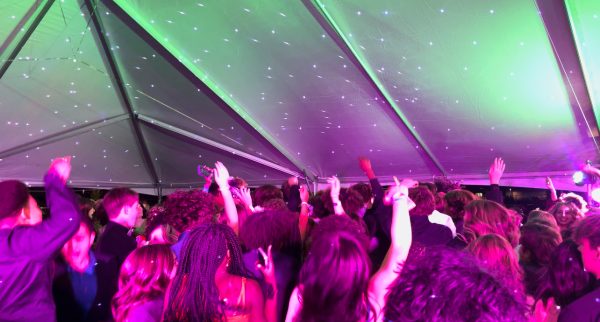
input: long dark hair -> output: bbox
[297,231,371,322]
[163,223,251,322]
[535,240,595,307]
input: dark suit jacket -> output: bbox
[95,221,136,266]
[53,254,120,322]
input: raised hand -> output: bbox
[213,161,230,189]
[49,156,72,184]
[328,176,341,203]
[359,157,376,179]
[257,245,275,283]
[488,157,505,185]
[384,177,417,206]
[299,184,310,203]
[240,187,253,209]
[288,176,299,186]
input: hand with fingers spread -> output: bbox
[488,157,505,185]
[49,156,72,184]
[240,187,254,212]
[213,161,231,189]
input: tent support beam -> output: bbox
[0,0,55,80]
[82,0,161,191]
[0,113,129,159]
[137,114,304,178]
[536,0,600,154]
[101,0,316,181]
[302,0,446,176]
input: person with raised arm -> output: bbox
[369,177,416,320]
[214,161,240,235]
[0,157,81,322]
[285,177,415,322]
[486,157,506,205]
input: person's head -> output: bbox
[467,234,524,294]
[573,215,600,278]
[145,205,179,245]
[548,202,582,231]
[112,244,176,321]
[299,231,371,322]
[519,221,562,267]
[419,182,437,194]
[307,214,370,253]
[527,210,559,228]
[444,189,477,221]
[349,183,373,208]
[464,200,520,247]
[560,192,588,214]
[239,209,300,252]
[162,189,215,233]
[61,215,95,269]
[163,224,249,321]
[536,240,595,307]
[254,185,284,207]
[384,247,528,322]
[102,188,140,228]
[261,198,288,211]
[0,180,42,228]
[408,186,435,216]
[434,191,446,213]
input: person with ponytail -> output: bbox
[111,244,176,322]
[163,223,276,322]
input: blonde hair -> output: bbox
[463,200,520,247]
[468,234,524,294]
[112,244,176,321]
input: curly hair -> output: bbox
[254,185,284,207]
[162,189,216,233]
[434,176,463,193]
[548,202,583,232]
[239,209,300,251]
[145,205,179,244]
[463,200,520,248]
[112,244,176,322]
[384,247,528,322]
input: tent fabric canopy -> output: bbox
[0,0,599,194]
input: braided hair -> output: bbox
[163,223,252,322]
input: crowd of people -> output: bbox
[0,155,598,322]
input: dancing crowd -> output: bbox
[0,155,598,321]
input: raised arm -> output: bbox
[368,177,416,317]
[214,162,239,234]
[328,176,345,216]
[545,177,558,202]
[5,157,80,260]
[299,184,311,242]
[486,157,505,205]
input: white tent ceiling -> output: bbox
[1,0,599,195]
